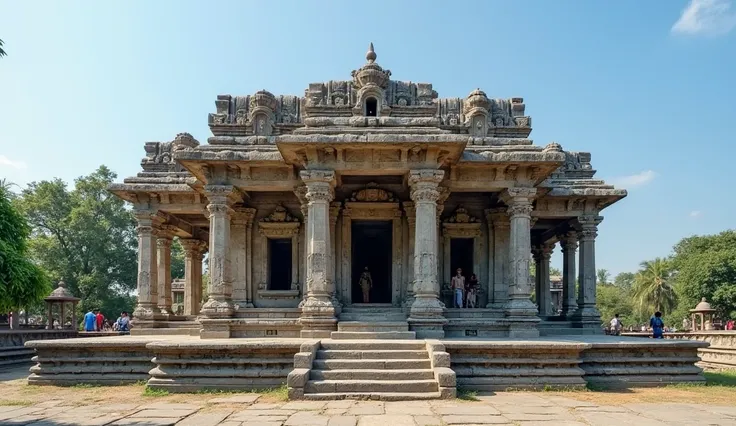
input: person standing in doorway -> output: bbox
[452,268,465,308]
[466,273,479,309]
[650,311,665,339]
[359,267,372,303]
[83,309,96,332]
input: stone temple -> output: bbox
[26,45,707,398]
[109,43,625,339]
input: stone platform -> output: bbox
[623,331,736,370]
[25,335,708,399]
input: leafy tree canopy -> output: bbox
[16,166,137,318]
[0,186,50,314]
[674,235,736,318]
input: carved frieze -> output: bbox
[444,205,479,223]
[348,183,396,202]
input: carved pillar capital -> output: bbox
[204,185,241,207]
[329,202,342,226]
[576,215,602,241]
[486,207,510,229]
[559,231,578,253]
[231,207,256,227]
[541,242,555,260]
[180,239,207,256]
[409,170,444,204]
[300,170,336,203]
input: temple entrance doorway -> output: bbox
[351,221,392,304]
[450,238,474,284]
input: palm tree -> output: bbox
[632,258,676,314]
[0,39,6,58]
[597,269,610,286]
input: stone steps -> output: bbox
[317,349,428,360]
[302,391,442,401]
[311,368,435,381]
[305,379,438,393]
[299,339,445,401]
[313,358,432,370]
[336,321,409,332]
[330,331,417,340]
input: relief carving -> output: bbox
[444,205,479,223]
[349,183,396,202]
[261,204,299,223]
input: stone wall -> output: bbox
[0,330,77,369]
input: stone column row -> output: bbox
[571,215,602,328]
[533,242,554,317]
[180,239,207,316]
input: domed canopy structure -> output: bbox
[690,297,716,331]
[44,281,80,330]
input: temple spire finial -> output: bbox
[366,42,376,63]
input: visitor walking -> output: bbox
[610,314,623,336]
[650,311,665,339]
[451,268,465,308]
[83,309,96,332]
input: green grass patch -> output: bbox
[456,388,480,401]
[704,370,736,387]
[259,385,289,402]
[0,400,32,406]
[142,387,170,397]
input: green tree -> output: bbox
[16,166,137,319]
[672,231,736,319]
[596,269,610,286]
[613,272,635,290]
[550,267,562,276]
[0,38,7,58]
[0,187,51,328]
[171,238,185,280]
[632,258,676,315]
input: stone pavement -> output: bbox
[1,393,736,426]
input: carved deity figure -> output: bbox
[359,267,373,303]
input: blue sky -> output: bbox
[1,0,735,276]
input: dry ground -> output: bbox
[1,368,734,408]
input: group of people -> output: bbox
[83,309,130,332]
[609,311,667,338]
[451,268,480,308]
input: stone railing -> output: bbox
[1,329,77,368]
[425,339,456,398]
[287,340,320,399]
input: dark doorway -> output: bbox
[365,97,378,116]
[352,221,392,303]
[269,238,292,290]
[450,238,474,283]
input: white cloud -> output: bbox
[0,155,27,170]
[610,170,657,188]
[689,210,702,217]
[672,0,736,36]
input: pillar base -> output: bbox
[201,297,235,318]
[503,297,539,318]
[570,305,602,330]
[133,303,161,321]
[299,296,337,338]
[561,306,579,320]
[408,295,447,339]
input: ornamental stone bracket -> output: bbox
[257,205,301,295]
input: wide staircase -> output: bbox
[333,304,413,340]
[303,339,442,400]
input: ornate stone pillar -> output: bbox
[180,239,206,316]
[559,231,578,319]
[156,225,176,315]
[502,188,539,336]
[572,215,603,329]
[133,210,163,321]
[407,170,447,339]
[402,201,416,308]
[296,185,309,302]
[486,208,509,308]
[329,202,342,311]
[532,244,542,314]
[299,170,337,338]
[538,242,554,317]
[201,185,239,318]
[231,208,255,308]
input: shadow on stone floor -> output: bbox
[0,365,30,382]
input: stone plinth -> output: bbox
[444,340,589,391]
[25,336,158,385]
[580,336,707,388]
[146,339,303,392]
[0,330,77,368]
[624,331,736,370]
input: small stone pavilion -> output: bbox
[109,44,626,339]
